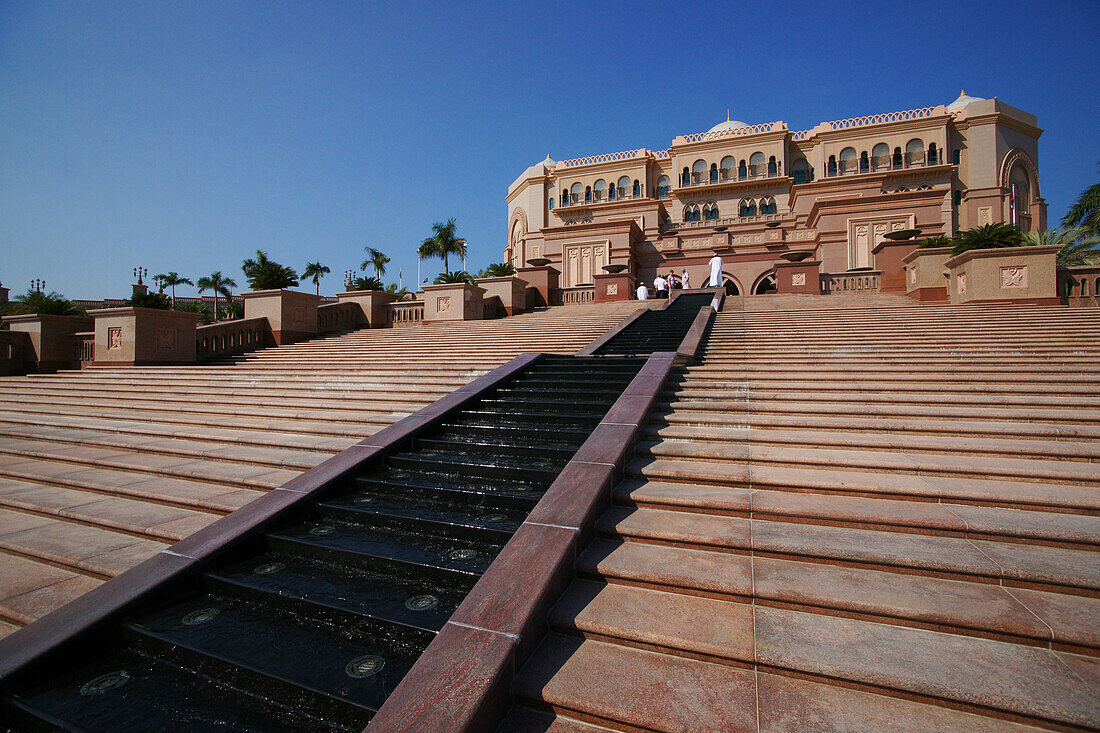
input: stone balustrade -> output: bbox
[73,331,94,368]
[389,300,424,327]
[553,285,596,305]
[0,330,34,376]
[1059,266,1100,307]
[196,318,267,361]
[317,301,359,332]
[822,271,882,294]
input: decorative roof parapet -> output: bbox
[674,121,786,145]
[556,148,650,169]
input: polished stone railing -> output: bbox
[195,317,267,361]
[552,285,596,305]
[821,271,882,294]
[73,331,94,368]
[317,301,358,332]
[389,300,424,327]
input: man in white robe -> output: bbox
[708,254,723,287]
[636,283,649,300]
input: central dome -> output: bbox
[708,118,748,133]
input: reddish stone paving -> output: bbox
[504,302,1100,731]
[0,302,644,637]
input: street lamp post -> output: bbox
[31,278,45,293]
[132,267,147,285]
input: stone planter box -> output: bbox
[87,307,201,366]
[335,290,396,327]
[944,244,1061,305]
[1,313,94,373]
[422,282,486,322]
[773,260,821,295]
[516,265,560,309]
[241,289,320,345]
[902,246,952,301]
[593,272,634,302]
[872,240,920,293]
[475,276,528,316]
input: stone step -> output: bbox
[576,539,1098,653]
[626,458,1099,514]
[596,505,1100,594]
[664,387,1100,408]
[634,439,1100,486]
[653,409,1100,441]
[644,423,1100,461]
[514,631,1089,730]
[0,440,297,491]
[0,424,334,470]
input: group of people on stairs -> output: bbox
[635,254,723,300]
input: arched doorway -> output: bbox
[753,273,777,295]
[724,278,740,296]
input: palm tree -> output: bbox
[1024,226,1100,266]
[12,290,85,316]
[154,272,193,308]
[301,262,330,295]
[433,271,475,285]
[950,223,1024,256]
[418,218,466,276]
[478,262,516,277]
[352,275,384,291]
[362,247,390,278]
[917,235,952,249]
[1062,166,1100,236]
[242,250,298,290]
[196,271,237,322]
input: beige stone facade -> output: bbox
[507,92,1045,296]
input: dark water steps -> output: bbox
[437,423,591,449]
[207,554,465,636]
[354,470,545,505]
[386,453,561,483]
[416,437,576,462]
[318,493,521,542]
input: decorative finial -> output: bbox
[726,108,731,122]
[960,89,966,96]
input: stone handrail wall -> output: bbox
[821,271,882,294]
[552,285,596,305]
[0,331,34,376]
[196,317,267,361]
[1058,266,1100,307]
[389,300,424,327]
[317,302,359,332]
[73,332,94,369]
[791,129,811,141]
[822,107,937,130]
[557,149,647,169]
[653,150,670,160]
[677,121,784,144]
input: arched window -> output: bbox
[759,195,777,215]
[709,163,718,184]
[739,198,757,217]
[657,174,671,198]
[738,159,747,180]
[570,182,582,204]
[561,188,568,204]
[952,149,961,165]
[753,273,777,295]
[827,155,838,177]
[928,142,938,165]
[768,156,777,177]
[593,179,607,202]
[859,151,869,172]
[1010,165,1032,232]
[905,138,925,166]
[953,190,963,207]
[681,167,690,186]
[549,198,555,210]
[633,179,641,197]
[872,143,890,170]
[792,158,811,184]
[720,155,736,181]
[692,159,707,185]
[749,152,765,177]
[892,147,903,169]
[684,204,701,222]
[617,176,630,199]
[704,202,719,220]
[839,147,857,175]
[585,186,592,203]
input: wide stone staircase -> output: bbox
[504,303,1100,731]
[0,302,643,639]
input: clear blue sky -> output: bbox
[1,0,1097,299]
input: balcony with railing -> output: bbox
[678,164,781,190]
[826,149,941,178]
[551,286,595,305]
[821,271,882,294]
[558,187,647,209]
